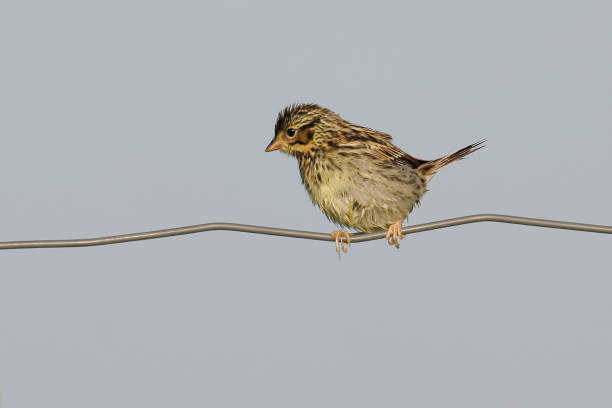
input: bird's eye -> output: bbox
[287,128,296,137]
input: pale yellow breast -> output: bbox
[299,152,427,232]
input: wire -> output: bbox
[0,214,609,250]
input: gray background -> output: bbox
[1,0,611,407]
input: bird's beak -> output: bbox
[265,138,283,152]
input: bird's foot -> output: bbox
[331,230,351,255]
[386,220,404,248]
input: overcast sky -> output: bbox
[1,1,611,407]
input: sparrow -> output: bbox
[265,103,484,254]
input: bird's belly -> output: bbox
[305,168,426,232]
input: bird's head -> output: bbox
[265,104,339,156]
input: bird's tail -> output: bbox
[417,140,486,179]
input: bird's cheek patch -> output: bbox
[296,126,315,145]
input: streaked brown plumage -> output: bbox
[265,104,484,253]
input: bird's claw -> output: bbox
[386,221,404,248]
[331,230,351,255]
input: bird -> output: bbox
[265,103,484,254]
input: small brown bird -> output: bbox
[265,104,484,253]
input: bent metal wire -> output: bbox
[0,214,610,250]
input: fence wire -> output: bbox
[0,214,609,250]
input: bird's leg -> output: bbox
[386,220,405,248]
[331,230,351,255]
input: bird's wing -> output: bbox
[337,136,428,169]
